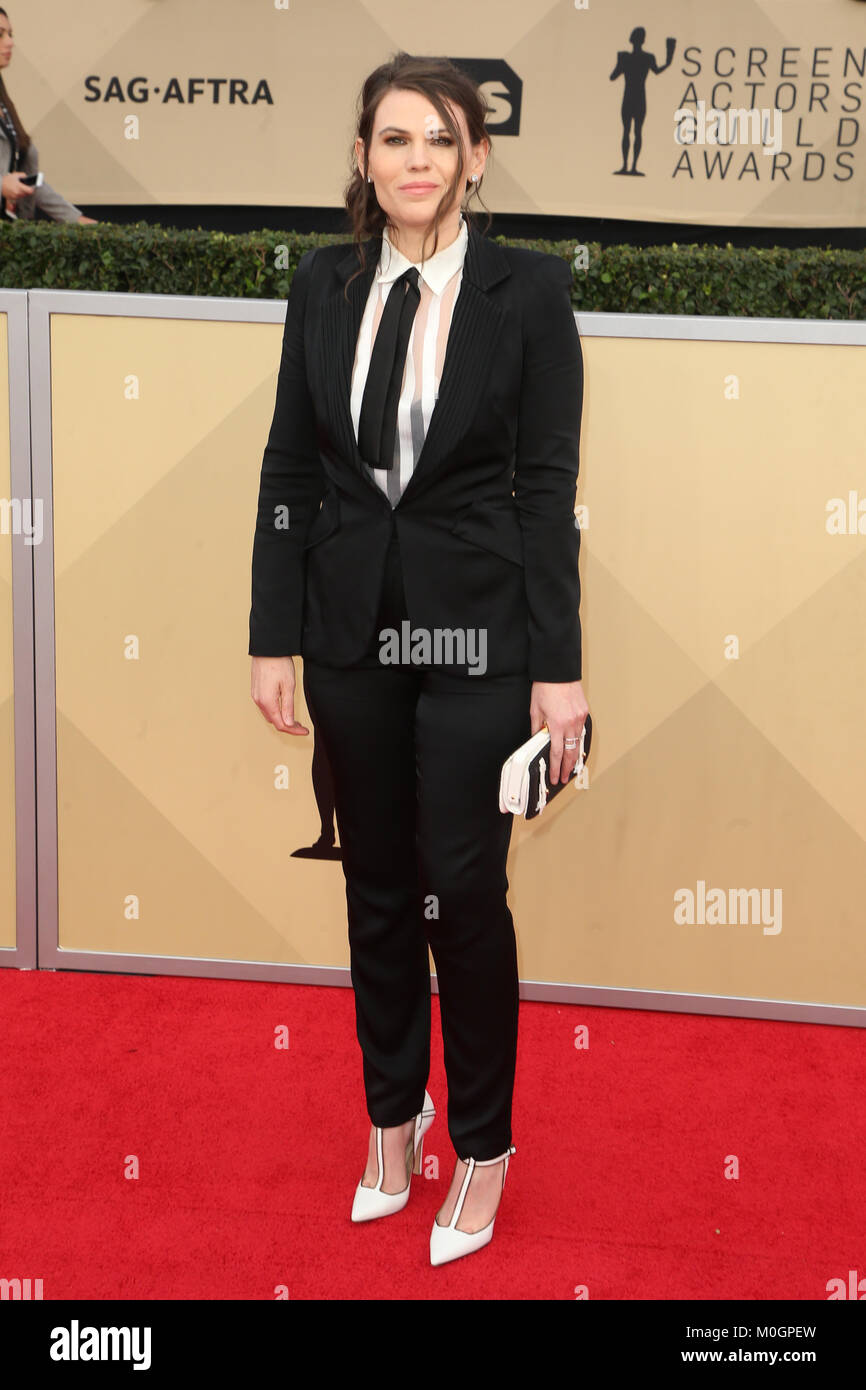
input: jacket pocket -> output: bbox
[303,491,340,549]
[450,498,524,566]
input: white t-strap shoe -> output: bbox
[351,1090,436,1222]
[430,1145,516,1265]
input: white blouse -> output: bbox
[350,213,469,507]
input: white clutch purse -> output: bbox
[498,714,592,819]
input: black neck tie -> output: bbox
[358,266,421,471]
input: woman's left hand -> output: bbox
[530,680,590,785]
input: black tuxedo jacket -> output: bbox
[248,220,584,681]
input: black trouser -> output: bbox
[302,532,532,1159]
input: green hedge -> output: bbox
[1,220,863,319]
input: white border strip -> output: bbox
[575,310,866,346]
[1,291,37,970]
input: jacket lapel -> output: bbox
[321,220,511,501]
[319,237,380,475]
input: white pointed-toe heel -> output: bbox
[351,1090,436,1223]
[430,1145,516,1266]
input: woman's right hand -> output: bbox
[1,172,36,209]
[250,655,310,735]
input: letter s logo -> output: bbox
[479,81,513,127]
[448,59,522,134]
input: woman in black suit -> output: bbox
[249,52,588,1267]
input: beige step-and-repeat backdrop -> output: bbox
[1,287,863,1021]
[6,0,866,226]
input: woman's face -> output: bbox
[0,13,13,69]
[355,86,487,236]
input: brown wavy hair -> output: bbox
[342,52,492,298]
[0,8,30,160]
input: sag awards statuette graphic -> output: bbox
[610,27,677,175]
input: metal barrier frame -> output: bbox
[2,290,37,970]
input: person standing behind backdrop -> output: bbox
[0,7,96,223]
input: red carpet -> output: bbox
[0,969,863,1300]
